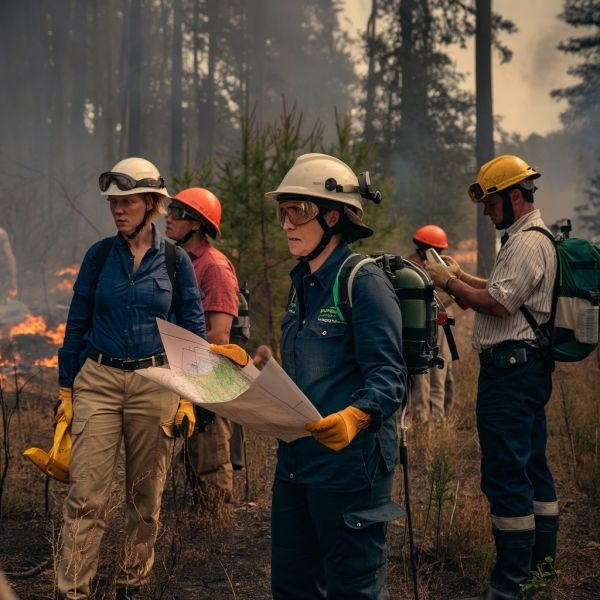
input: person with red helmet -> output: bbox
[165,187,240,506]
[409,224,455,422]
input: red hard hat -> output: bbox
[171,187,222,235]
[412,224,448,250]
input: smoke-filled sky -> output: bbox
[343,0,579,137]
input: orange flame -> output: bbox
[52,264,79,293]
[55,266,78,277]
[34,356,59,368]
[1,314,64,370]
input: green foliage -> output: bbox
[575,172,600,236]
[426,456,455,557]
[173,102,403,352]
[521,557,559,600]
[472,537,495,590]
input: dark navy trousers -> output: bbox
[271,468,401,600]
[477,348,556,520]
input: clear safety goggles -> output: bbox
[276,200,320,226]
[167,201,197,221]
[99,171,165,192]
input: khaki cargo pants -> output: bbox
[187,415,234,503]
[56,359,179,599]
[411,325,453,422]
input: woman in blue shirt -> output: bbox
[265,153,407,599]
[55,157,206,600]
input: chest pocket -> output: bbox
[301,320,349,373]
[152,278,173,316]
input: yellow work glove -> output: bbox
[305,406,371,452]
[174,399,196,438]
[424,261,456,292]
[209,343,249,367]
[54,387,73,427]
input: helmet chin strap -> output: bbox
[496,192,515,230]
[174,229,195,246]
[174,223,204,246]
[300,214,332,262]
[126,209,150,240]
[300,212,341,262]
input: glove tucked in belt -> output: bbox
[174,399,196,438]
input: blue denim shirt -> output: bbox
[58,226,205,387]
[277,243,407,492]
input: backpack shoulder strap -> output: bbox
[520,226,558,352]
[524,225,555,244]
[163,241,179,315]
[164,240,177,286]
[93,236,117,290]
[333,254,377,323]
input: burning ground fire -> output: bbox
[9,315,65,367]
[0,315,65,369]
[0,264,75,371]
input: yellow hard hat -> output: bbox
[23,415,71,484]
[468,155,541,203]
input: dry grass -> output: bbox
[1,313,599,598]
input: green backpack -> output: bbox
[332,253,448,374]
[521,223,600,362]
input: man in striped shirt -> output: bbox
[426,155,559,600]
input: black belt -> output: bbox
[88,348,167,371]
[479,341,539,368]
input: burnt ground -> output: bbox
[1,326,600,599]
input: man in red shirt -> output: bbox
[165,187,240,506]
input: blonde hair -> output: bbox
[147,193,167,220]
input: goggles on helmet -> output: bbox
[167,201,197,221]
[277,200,320,226]
[468,182,487,202]
[99,171,165,193]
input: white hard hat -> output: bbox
[265,153,365,216]
[99,157,170,197]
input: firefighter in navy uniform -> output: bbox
[266,153,407,599]
[426,155,559,600]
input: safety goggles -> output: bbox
[99,171,165,193]
[167,201,197,220]
[468,182,487,202]
[276,200,320,226]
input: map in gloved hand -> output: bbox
[136,319,321,442]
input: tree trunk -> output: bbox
[475,0,496,276]
[127,0,142,156]
[364,0,378,144]
[202,0,218,163]
[246,0,268,122]
[170,0,183,175]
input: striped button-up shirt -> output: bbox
[473,209,556,351]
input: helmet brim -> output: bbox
[101,185,170,197]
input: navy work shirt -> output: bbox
[278,243,407,492]
[58,226,205,387]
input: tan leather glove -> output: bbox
[54,387,73,426]
[440,254,487,289]
[424,261,457,292]
[305,406,371,451]
[209,343,249,366]
[440,255,463,278]
[174,399,196,438]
